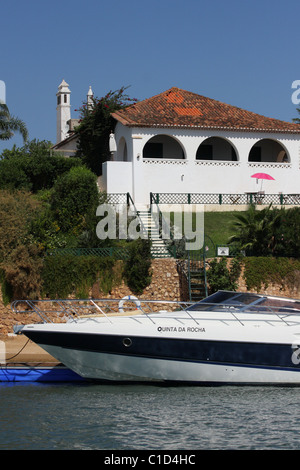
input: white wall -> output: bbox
[108,124,300,205]
[103,161,132,194]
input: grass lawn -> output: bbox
[204,210,244,247]
[167,209,245,255]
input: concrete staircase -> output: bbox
[137,210,172,258]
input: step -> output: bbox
[138,212,171,258]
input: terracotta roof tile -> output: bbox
[112,87,300,134]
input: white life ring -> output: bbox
[118,295,141,313]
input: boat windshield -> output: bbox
[186,291,300,314]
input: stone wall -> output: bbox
[1,257,299,335]
[91,258,188,301]
[0,258,189,335]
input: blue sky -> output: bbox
[1,0,300,153]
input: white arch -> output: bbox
[248,138,290,163]
[117,136,128,161]
[143,134,186,159]
[196,136,239,161]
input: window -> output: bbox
[196,137,238,161]
[249,139,289,163]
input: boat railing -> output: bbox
[11,298,300,327]
[11,298,194,325]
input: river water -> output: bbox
[0,382,300,451]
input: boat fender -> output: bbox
[118,295,141,313]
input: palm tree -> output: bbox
[0,103,28,142]
[228,204,281,256]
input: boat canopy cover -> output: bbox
[186,291,300,313]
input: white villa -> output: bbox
[53,81,300,208]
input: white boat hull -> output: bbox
[18,291,300,385]
[22,345,300,385]
[39,345,300,385]
[22,321,300,384]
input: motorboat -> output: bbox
[12,291,300,385]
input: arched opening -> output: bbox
[118,137,128,161]
[196,137,238,161]
[143,135,185,159]
[248,139,289,163]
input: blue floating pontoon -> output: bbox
[0,365,85,383]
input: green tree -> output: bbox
[50,166,101,238]
[0,103,28,142]
[0,139,81,192]
[75,87,138,175]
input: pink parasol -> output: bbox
[251,173,275,181]
[251,173,275,191]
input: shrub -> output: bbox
[0,140,81,192]
[42,255,117,298]
[243,256,300,292]
[50,166,100,234]
[228,205,300,258]
[0,190,44,301]
[1,245,43,301]
[123,239,152,294]
[273,207,300,258]
[0,190,42,261]
[207,257,241,294]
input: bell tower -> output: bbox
[56,79,71,143]
[87,85,94,109]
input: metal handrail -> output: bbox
[127,192,147,237]
[150,192,179,257]
[11,298,300,328]
[11,298,194,324]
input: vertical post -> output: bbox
[188,250,191,301]
[219,194,222,205]
[0,340,6,365]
